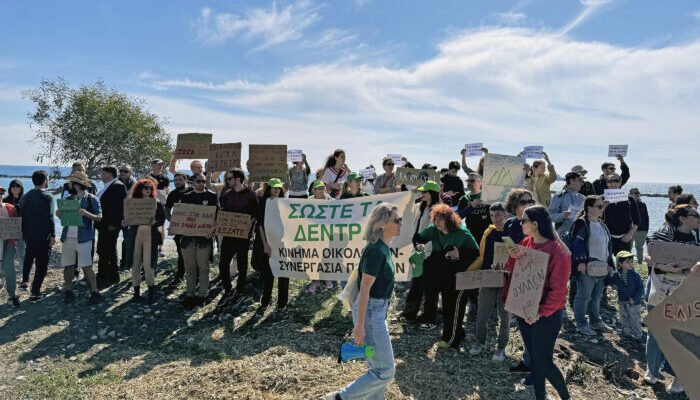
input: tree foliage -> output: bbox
[24,78,172,178]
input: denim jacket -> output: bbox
[60,193,102,244]
[569,217,614,277]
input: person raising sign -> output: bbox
[322,149,350,199]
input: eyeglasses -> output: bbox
[386,163,395,166]
[519,199,536,205]
[143,187,153,191]
[195,179,206,184]
[392,217,403,224]
[119,170,130,174]
[467,179,477,183]
[607,179,621,183]
[687,213,700,219]
[606,167,616,171]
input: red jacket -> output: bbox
[1,203,19,247]
[504,236,571,318]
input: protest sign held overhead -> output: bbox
[523,146,544,159]
[168,203,217,237]
[455,270,504,290]
[464,143,484,157]
[394,168,440,187]
[359,168,376,180]
[175,133,213,159]
[208,142,242,172]
[264,192,417,281]
[0,217,22,240]
[287,149,303,163]
[482,153,526,203]
[123,198,157,226]
[608,144,628,157]
[57,199,83,227]
[603,189,628,204]
[386,154,404,167]
[247,144,288,183]
[504,247,550,324]
[216,211,253,239]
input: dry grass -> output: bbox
[0,244,690,399]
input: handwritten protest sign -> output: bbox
[492,242,509,271]
[394,168,441,187]
[359,168,376,180]
[57,199,83,227]
[123,198,156,226]
[287,149,303,163]
[208,142,242,171]
[175,133,213,159]
[644,274,700,400]
[608,144,628,157]
[247,144,288,183]
[386,154,404,167]
[482,153,526,203]
[216,211,253,239]
[648,241,700,270]
[464,143,484,157]
[0,218,22,240]
[264,192,417,281]
[456,270,505,290]
[168,203,217,237]
[523,146,544,159]
[648,270,685,306]
[603,189,628,204]
[504,247,550,324]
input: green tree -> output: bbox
[23,78,172,179]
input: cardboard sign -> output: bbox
[523,146,543,159]
[603,189,627,204]
[648,241,700,270]
[482,153,526,203]
[168,203,217,237]
[208,142,242,171]
[216,211,253,239]
[247,144,288,183]
[464,143,484,157]
[644,274,700,400]
[394,168,441,187]
[123,198,157,226]
[0,217,22,240]
[504,247,550,324]
[608,144,628,157]
[287,149,303,163]
[264,192,417,281]
[492,242,509,271]
[386,154,404,167]
[359,168,376,180]
[648,270,685,307]
[455,270,505,290]
[57,199,83,227]
[175,133,213,159]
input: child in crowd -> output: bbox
[608,251,644,339]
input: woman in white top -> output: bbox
[322,149,349,199]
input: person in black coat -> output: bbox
[96,166,128,288]
[592,155,630,195]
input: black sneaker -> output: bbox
[181,296,196,308]
[29,294,45,302]
[64,290,75,304]
[11,297,21,308]
[87,292,101,306]
[509,361,531,373]
[19,282,29,290]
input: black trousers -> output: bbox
[518,310,570,400]
[97,227,120,283]
[174,236,185,279]
[420,259,441,324]
[464,288,479,320]
[401,275,424,320]
[23,240,51,296]
[441,283,468,347]
[253,241,289,306]
[218,237,250,293]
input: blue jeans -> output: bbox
[339,298,395,400]
[645,305,674,378]
[573,274,605,328]
[2,244,17,298]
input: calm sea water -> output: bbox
[2,165,698,238]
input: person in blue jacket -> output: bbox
[608,251,644,339]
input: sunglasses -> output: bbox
[467,179,477,183]
[195,179,207,184]
[119,170,130,174]
[143,187,153,191]
[519,199,536,205]
[606,167,616,170]
[687,213,700,219]
[386,163,395,166]
[607,179,621,183]
[393,217,403,224]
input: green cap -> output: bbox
[312,180,326,190]
[346,172,362,181]
[268,178,284,189]
[417,180,440,193]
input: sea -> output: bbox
[1,165,699,240]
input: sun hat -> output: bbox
[417,180,440,193]
[67,171,92,188]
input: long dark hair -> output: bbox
[666,205,697,228]
[578,195,602,219]
[4,179,24,204]
[419,190,441,213]
[323,149,345,170]
[263,184,285,200]
[524,206,556,241]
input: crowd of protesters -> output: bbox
[1,147,698,400]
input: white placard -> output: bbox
[359,168,376,180]
[604,189,628,204]
[523,146,544,159]
[464,143,483,157]
[608,145,628,157]
[287,149,303,163]
[386,154,404,167]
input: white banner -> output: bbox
[264,192,418,281]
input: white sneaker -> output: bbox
[668,378,684,393]
[643,370,658,385]
[468,344,482,355]
[492,349,506,362]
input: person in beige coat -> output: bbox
[524,152,557,207]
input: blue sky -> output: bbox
[1,0,699,183]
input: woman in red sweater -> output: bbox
[505,205,570,400]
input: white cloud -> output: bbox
[194,1,322,50]
[492,12,527,25]
[560,0,614,35]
